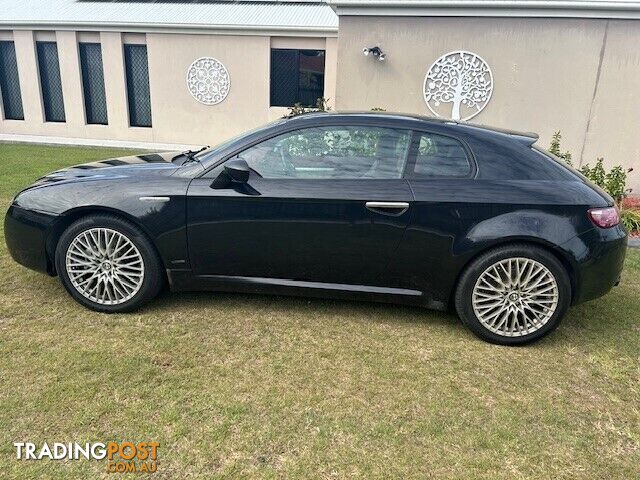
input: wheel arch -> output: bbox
[449,237,578,308]
[46,206,166,276]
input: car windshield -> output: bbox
[195,119,286,162]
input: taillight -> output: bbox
[588,207,619,228]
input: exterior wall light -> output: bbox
[363,46,386,62]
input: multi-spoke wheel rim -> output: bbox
[472,257,559,337]
[65,228,145,305]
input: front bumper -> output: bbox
[564,224,628,305]
[4,204,58,275]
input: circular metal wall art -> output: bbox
[186,57,230,105]
[423,51,493,121]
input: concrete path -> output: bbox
[0,133,197,151]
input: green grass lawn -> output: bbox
[0,143,638,479]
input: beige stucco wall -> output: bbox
[146,33,270,145]
[335,16,640,192]
[0,30,337,147]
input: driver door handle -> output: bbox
[365,201,410,216]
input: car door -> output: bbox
[186,124,414,288]
[396,130,478,306]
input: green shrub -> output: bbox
[549,131,573,166]
[286,97,331,117]
[549,132,633,206]
[603,165,630,205]
[621,208,640,233]
[549,132,638,234]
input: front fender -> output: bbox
[14,177,192,272]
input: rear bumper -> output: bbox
[564,225,628,305]
[4,204,57,275]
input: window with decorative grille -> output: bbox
[0,41,24,120]
[36,41,66,122]
[124,44,152,127]
[79,42,108,125]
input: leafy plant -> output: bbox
[579,158,607,190]
[548,131,573,166]
[286,97,331,117]
[315,97,331,112]
[604,165,630,205]
[549,132,634,206]
[549,132,638,234]
[579,159,633,206]
[621,208,640,233]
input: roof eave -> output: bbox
[327,0,640,19]
[1,21,338,37]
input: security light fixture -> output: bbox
[363,46,386,62]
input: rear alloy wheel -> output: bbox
[56,215,163,312]
[455,245,571,345]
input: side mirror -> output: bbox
[224,158,250,184]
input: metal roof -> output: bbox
[0,0,338,36]
[328,0,640,19]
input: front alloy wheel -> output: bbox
[65,228,145,306]
[455,244,571,345]
[56,215,163,312]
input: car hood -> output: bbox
[31,151,184,187]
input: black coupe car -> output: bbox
[5,112,627,344]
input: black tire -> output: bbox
[55,214,164,313]
[454,244,571,345]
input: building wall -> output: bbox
[0,29,337,147]
[147,33,270,145]
[335,16,640,192]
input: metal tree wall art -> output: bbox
[423,51,493,121]
[186,57,230,105]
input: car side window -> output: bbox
[408,133,471,178]
[236,126,411,179]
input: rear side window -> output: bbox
[530,147,582,180]
[467,135,578,181]
[407,133,471,178]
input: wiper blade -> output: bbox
[176,146,209,164]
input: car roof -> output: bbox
[281,111,539,144]
[281,110,451,125]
